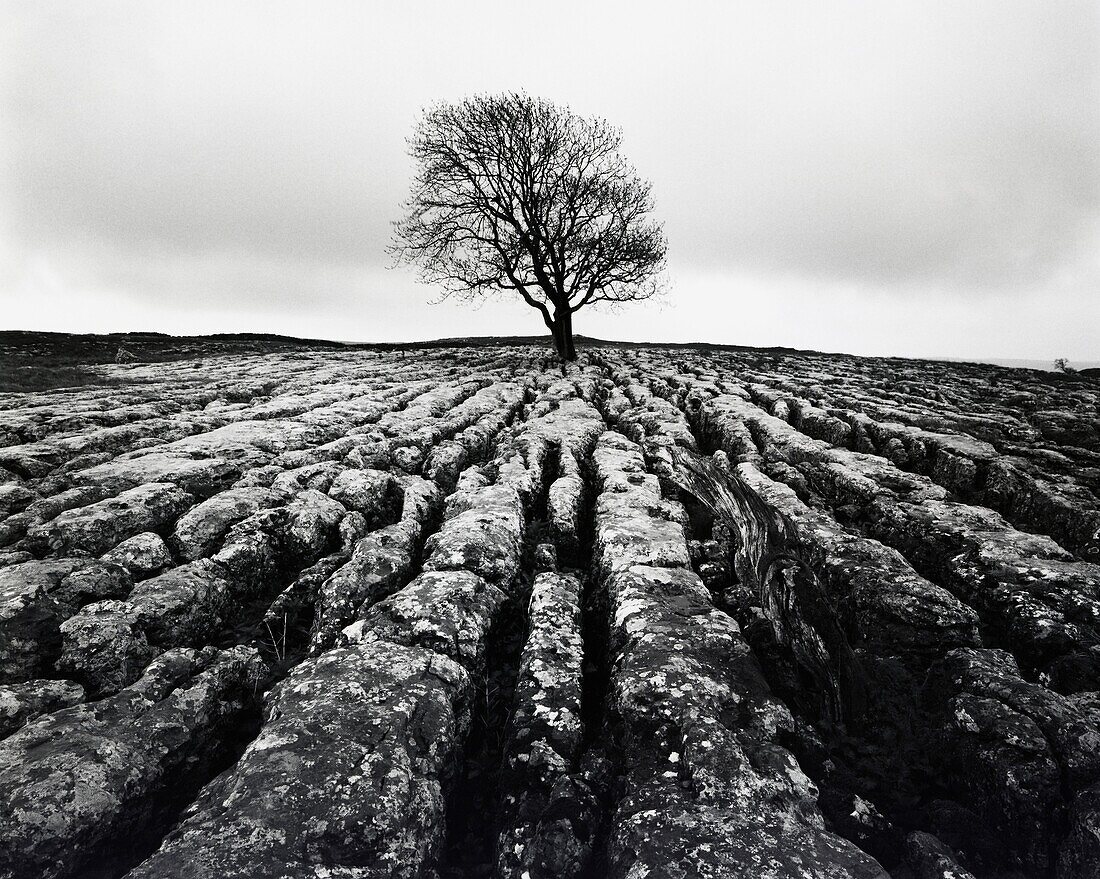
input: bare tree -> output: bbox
[391,93,667,360]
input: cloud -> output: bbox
[1,3,400,262]
[1,1,1098,355]
[643,3,1100,287]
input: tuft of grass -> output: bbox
[264,614,289,663]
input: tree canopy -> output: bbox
[392,93,666,359]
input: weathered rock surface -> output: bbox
[0,678,84,738]
[497,571,590,879]
[100,530,173,579]
[592,430,887,878]
[125,642,471,879]
[326,467,397,522]
[732,461,980,661]
[169,486,283,560]
[24,482,193,557]
[924,647,1100,875]
[0,646,264,879]
[2,342,1097,877]
[309,476,442,651]
[0,558,130,681]
[696,391,1100,692]
[423,482,524,586]
[903,832,976,879]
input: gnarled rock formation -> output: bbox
[1,341,1097,878]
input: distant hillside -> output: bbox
[0,331,347,365]
[2,330,1095,393]
[1,330,816,365]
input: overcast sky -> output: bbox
[2,1,1098,361]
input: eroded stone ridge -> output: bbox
[592,430,887,878]
[0,342,1097,878]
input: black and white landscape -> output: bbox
[2,3,1099,879]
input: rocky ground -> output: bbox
[1,342,1098,879]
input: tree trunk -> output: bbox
[551,309,577,361]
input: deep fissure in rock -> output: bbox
[573,441,616,879]
[7,350,1099,878]
[672,392,1013,876]
[577,494,608,748]
[438,425,553,877]
[438,568,533,878]
[75,700,263,879]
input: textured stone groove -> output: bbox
[1,343,1098,878]
[589,349,1100,876]
[492,390,608,879]
[744,381,1100,563]
[590,429,886,878]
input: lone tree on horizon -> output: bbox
[392,93,667,360]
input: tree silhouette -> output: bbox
[392,93,666,360]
